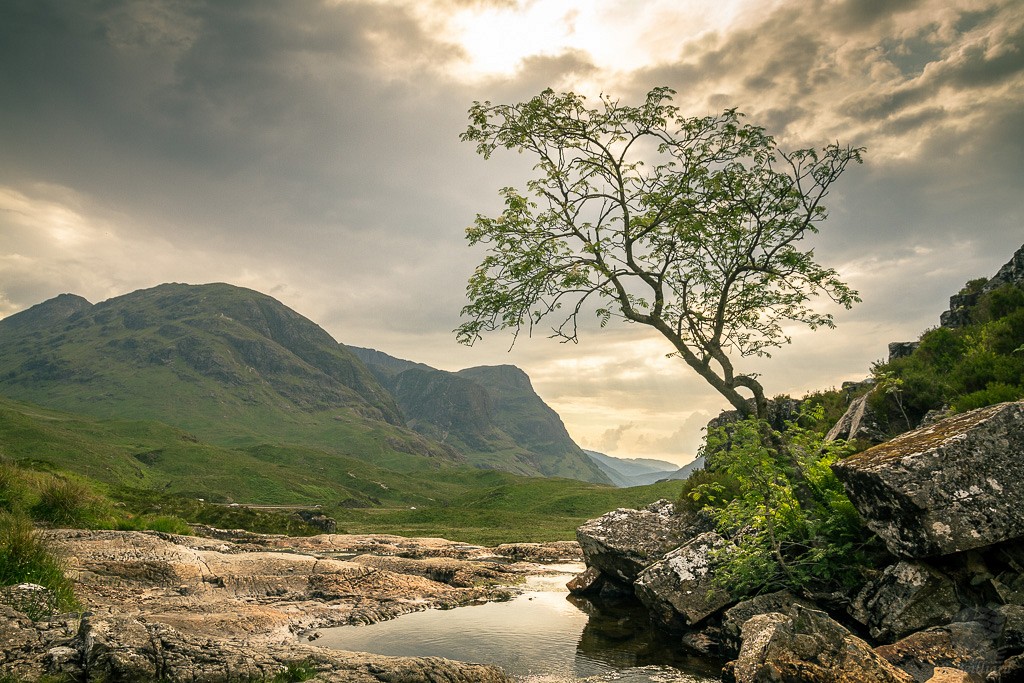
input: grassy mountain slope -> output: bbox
[351,347,611,484]
[0,394,677,543]
[0,283,458,468]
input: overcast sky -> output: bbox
[2,0,1022,465]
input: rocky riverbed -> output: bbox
[2,528,582,682]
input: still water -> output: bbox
[317,569,721,682]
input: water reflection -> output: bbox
[570,594,721,679]
[317,573,721,682]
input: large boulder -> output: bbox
[720,590,815,656]
[832,402,1024,558]
[729,605,914,683]
[576,500,697,584]
[875,619,1003,682]
[633,531,734,627]
[851,561,962,642]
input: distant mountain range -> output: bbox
[0,283,616,484]
[584,450,705,487]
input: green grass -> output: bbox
[333,478,683,545]
[0,394,684,543]
[0,512,79,618]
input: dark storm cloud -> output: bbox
[0,0,466,243]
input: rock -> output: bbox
[680,630,718,656]
[721,590,815,656]
[826,390,887,443]
[941,243,1024,329]
[566,566,603,595]
[80,614,513,682]
[993,653,1024,682]
[875,620,1003,682]
[0,582,60,619]
[634,531,734,627]
[576,500,695,583]
[925,668,984,683]
[349,554,518,588]
[730,605,915,683]
[997,604,1024,651]
[890,341,922,362]
[851,561,961,642]
[491,541,582,562]
[832,402,1024,558]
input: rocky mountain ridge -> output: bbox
[350,347,611,483]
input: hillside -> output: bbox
[0,283,613,484]
[0,392,679,543]
[0,283,457,469]
[351,348,611,484]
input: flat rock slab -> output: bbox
[7,529,563,681]
[832,401,1024,558]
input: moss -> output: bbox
[838,402,1008,467]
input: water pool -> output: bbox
[316,572,721,682]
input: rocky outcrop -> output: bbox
[633,531,734,627]
[832,401,1024,558]
[0,607,511,683]
[851,561,961,641]
[889,341,922,362]
[941,242,1024,328]
[826,390,886,443]
[720,590,815,656]
[576,500,697,584]
[729,606,915,683]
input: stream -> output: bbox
[317,565,722,682]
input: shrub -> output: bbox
[689,409,878,597]
[953,382,1024,412]
[31,478,109,528]
[0,512,78,619]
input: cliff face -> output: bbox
[353,349,613,484]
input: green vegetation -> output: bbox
[682,409,880,598]
[0,393,678,545]
[0,512,79,619]
[336,477,683,545]
[269,660,318,683]
[870,283,1024,431]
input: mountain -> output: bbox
[351,349,612,484]
[584,450,693,487]
[0,283,456,468]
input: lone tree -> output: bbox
[456,87,863,419]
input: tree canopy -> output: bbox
[457,87,863,418]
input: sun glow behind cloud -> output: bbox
[429,0,764,82]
